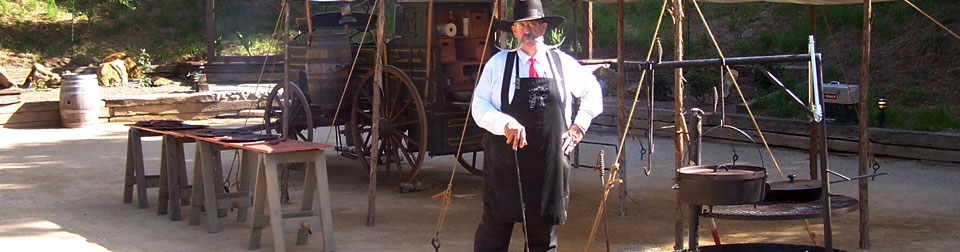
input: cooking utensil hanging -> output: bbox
[678,124,770,206]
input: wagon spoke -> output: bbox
[393,119,420,128]
[393,130,420,149]
[388,137,407,176]
[393,136,417,167]
[390,99,414,121]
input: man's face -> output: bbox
[511,20,548,47]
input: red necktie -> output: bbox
[528,58,539,78]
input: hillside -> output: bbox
[1,0,957,131]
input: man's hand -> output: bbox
[561,124,584,155]
[504,121,527,150]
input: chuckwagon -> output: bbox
[264,0,498,185]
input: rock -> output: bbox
[592,65,619,96]
[398,180,433,193]
[151,77,174,86]
[98,59,128,86]
[19,63,61,88]
[0,68,13,90]
[103,52,141,79]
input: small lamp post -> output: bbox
[877,96,887,128]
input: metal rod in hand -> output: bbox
[513,150,530,252]
[597,151,611,252]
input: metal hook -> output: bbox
[431,237,441,252]
[871,160,881,181]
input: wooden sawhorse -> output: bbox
[123,127,193,221]
[246,141,335,252]
[189,141,255,233]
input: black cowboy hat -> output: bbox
[493,0,565,32]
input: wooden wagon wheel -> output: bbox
[458,151,483,176]
[262,82,313,204]
[263,82,314,141]
[349,65,427,185]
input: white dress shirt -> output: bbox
[471,42,603,136]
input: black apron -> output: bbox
[482,51,571,225]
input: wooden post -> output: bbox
[858,0,873,249]
[367,0,387,227]
[572,0,579,57]
[809,5,818,180]
[425,0,435,98]
[616,0,627,217]
[578,0,594,59]
[672,0,685,250]
[205,0,215,59]
[282,1,291,138]
[587,1,593,59]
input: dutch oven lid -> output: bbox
[768,174,822,191]
[678,164,766,181]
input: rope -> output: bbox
[243,0,287,129]
[430,1,501,248]
[584,0,669,250]
[819,10,852,83]
[323,0,380,145]
[690,0,819,245]
[902,0,960,42]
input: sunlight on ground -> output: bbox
[0,183,34,190]
[0,220,109,251]
[0,123,128,149]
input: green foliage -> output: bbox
[685,67,719,105]
[900,87,927,105]
[750,65,808,119]
[116,0,143,10]
[135,48,156,86]
[822,65,844,83]
[30,77,49,90]
[44,0,59,19]
[652,71,673,101]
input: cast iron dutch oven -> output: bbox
[678,164,767,206]
[764,174,824,202]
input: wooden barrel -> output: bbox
[303,33,353,114]
[59,74,101,128]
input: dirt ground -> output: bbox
[1,118,958,252]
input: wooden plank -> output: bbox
[107,111,235,122]
[103,91,265,107]
[216,195,252,209]
[199,64,286,73]
[208,56,283,64]
[593,107,960,152]
[204,73,285,83]
[0,90,20,105]
[109,100,258,117]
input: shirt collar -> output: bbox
[515,42,550,65]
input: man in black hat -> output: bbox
[471,0,603,251]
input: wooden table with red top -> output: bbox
[123,125,336,252]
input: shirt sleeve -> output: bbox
[560,52,603,133]
[471,52,517,136]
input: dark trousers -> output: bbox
[474,202,558,252]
